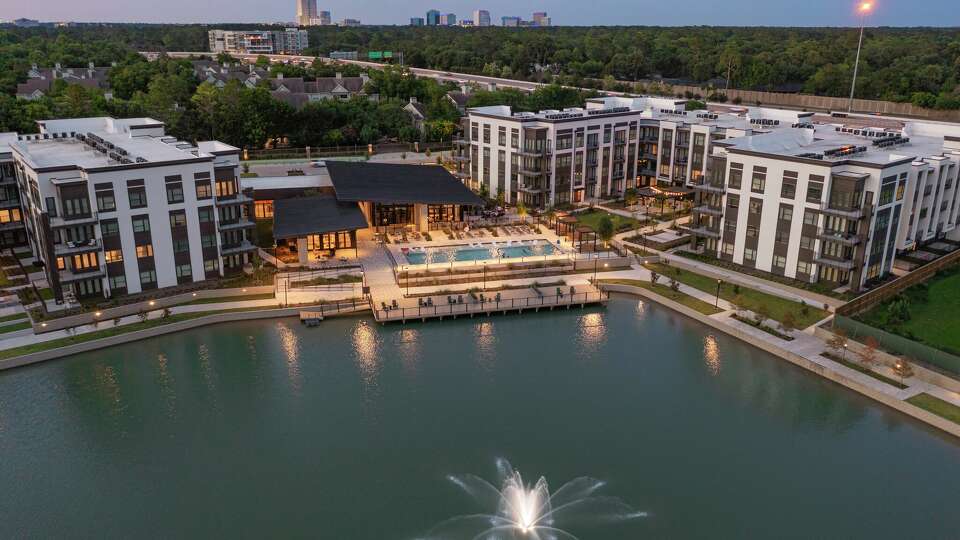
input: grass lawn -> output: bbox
[601,278,723,316]
[907,393,960,424]
[0,312,28,323]
[37,288,55,300]
[185,293,276,305]
[575,209,640,233]
[0,321,32,335]
[647,263,829,328]
[856,267,960,354]
[15,251,33,259]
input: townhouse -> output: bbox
[691,122,960,292]
[16,62,113,100]
[9,117,255,303]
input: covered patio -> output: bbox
[272,195,369,266]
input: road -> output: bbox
[140,50,616,94]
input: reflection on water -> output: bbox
[352,321,381,389]
[703,335,721,375]
[473,321,497,372]
[93,363,125,421]
[154,353,177,419]
[276,322,302,396]
[397,328,421,375]
[576,312,607,357]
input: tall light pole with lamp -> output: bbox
[848,1,874,113]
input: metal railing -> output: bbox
[373,290,608,321]
[300,298,367,318]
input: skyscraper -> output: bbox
[318,10,331,25]
[473,9,491,27]
[444,13,457,26]
[426,9,441,26]
[532,12,551,26]
[296,0,318,26]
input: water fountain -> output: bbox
[423,458,646,539]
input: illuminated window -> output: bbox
[136,244,153,258]
[104,250,123,263]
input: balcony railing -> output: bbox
[688,226,721,238]
[59,265,105,283]
[814,256,855,271]
[820,202,864,220]
[54,238,101,256]
[221,240,257,255]
[50,212,98,228]
[219,218,256,231]
[817,228,862,246]
[692,205,723,217]
[214,193,253,206]
[452,137,471,145]
[518,168,544,177]
[0,220,26,231]
[692,182,725,194]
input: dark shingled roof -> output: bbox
[272,195,368,239]
[326,162,484,206]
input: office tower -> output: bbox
[473,10,491,27]
[426,10,441,26]
[532,12,550,26]
[444,13,457,26]
[296,0,318,26]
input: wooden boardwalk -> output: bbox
[371,285,608,323]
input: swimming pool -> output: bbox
[402,240,563,265]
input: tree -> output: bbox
[827,328,848,356]
[858,336,880,367]
[516,200,528,223]
[623,188,638,208]
[780,311,798,334]
[597,215,615,245]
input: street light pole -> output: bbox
[848,2,873,113]
[715,279,722,307]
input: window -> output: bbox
[775,229,790,244]
[95,184,116,212]
[728,163,743,189]
[195,180,212,200]
[139,270,157,285]
[201,234,217,248]
[806,178,823,203]
[725,220,737,233]
[169,212,187,228]
[727,194,739,209]
[173,238,190,253]
[896,182,906,201]
[773,255,787,269]
[254,200,273,219]
[483,124,490,144]
[878,183,896,206]
[746,225,758,238]
[166,182,184,204]
[778,205,793,222]
[132,216,150,233]
[109,275,127,290]
[0,209,21,223]
[176,263,192,278]
[45,196,57,217]
[800,236,814,250]
[204,259,219,273]
[71,252,98,270]
[215,179,236,198]
[749,199,762,215]
[751,166,766,193]
[803,209,818,226]
[797,261,812,275]
[722,243,734,256]
[136,244,154,258]
[104,249,123,263]
[743,248,756,261]
[128,180,147,208]
[781,171,797,199]
[498,126,506,146]
[198,207,214,223]
[100,220,119,237]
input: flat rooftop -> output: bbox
[12,132,208,171]
[719,125,949,166]
[327,162,484,206]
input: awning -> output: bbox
[272,195,369,239]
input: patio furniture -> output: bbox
[495,292,501,303]
[392,299,399,309]
[426,297,433,306]
[557,287,564,298]
[457,295,464,304]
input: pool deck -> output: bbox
[386,234,572,271]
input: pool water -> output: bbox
[403,240,562,265]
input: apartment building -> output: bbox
[8,117,255,303]
[454,96,789,207]
[0,134,28,249]
[208,29,309,55]
[691,122,960,292]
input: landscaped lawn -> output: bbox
[574,209,640,233]
[647,262,829,328]
[0,321,32,335]
[0,312,28,323]
[907,393,960,425]
[601,278,723,316]
[185,293,277,305]
[856,267,960,354]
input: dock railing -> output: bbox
[372,290,608,321]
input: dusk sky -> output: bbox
[1,0,952,26]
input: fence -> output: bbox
[244,142,454,161]
[373,290,608,321]
[834,315,960,377]
[837,248,960,316]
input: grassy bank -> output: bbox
[647,262,828,328]
[907,393,960,424]
[601,279,723,316]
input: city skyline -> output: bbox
[2,0,953,27]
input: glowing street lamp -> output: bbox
[848,1,874,112]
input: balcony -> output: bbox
[517,146,549,157]
[0,220,25,231]
[219,218,256,231]
[0,198,20,209]
[518,168,544,177]
[221,240,257,256]
[520,184,545,193]
[54,238,100,256]
[814,256,855,271]
[452,137,471,146]
[692,205,724,217]
[688,226,721,239]
[817,228,862,246]
[214,193,253,206]
[50,212,98,228]
[59,266,105,283]
[692,182,725,194]
[820,202,864,220]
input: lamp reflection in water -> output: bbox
[352,321,381,389]
[703,335,721,376]
[425,458,646,540]
[474,321,497,372]
[276,322,302,396]
[576,312,607,357]
[155,353,177,419]
[397,328,422,375]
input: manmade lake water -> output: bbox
[0,295,958,538]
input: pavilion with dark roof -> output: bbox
[325,161,484,232]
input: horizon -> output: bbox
[2,0,955,28]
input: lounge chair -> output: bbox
[418,298,424,307]
[458,295,464,304]
[381,301,389,312]
[392,299,399,309]
[557,287,564,298]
